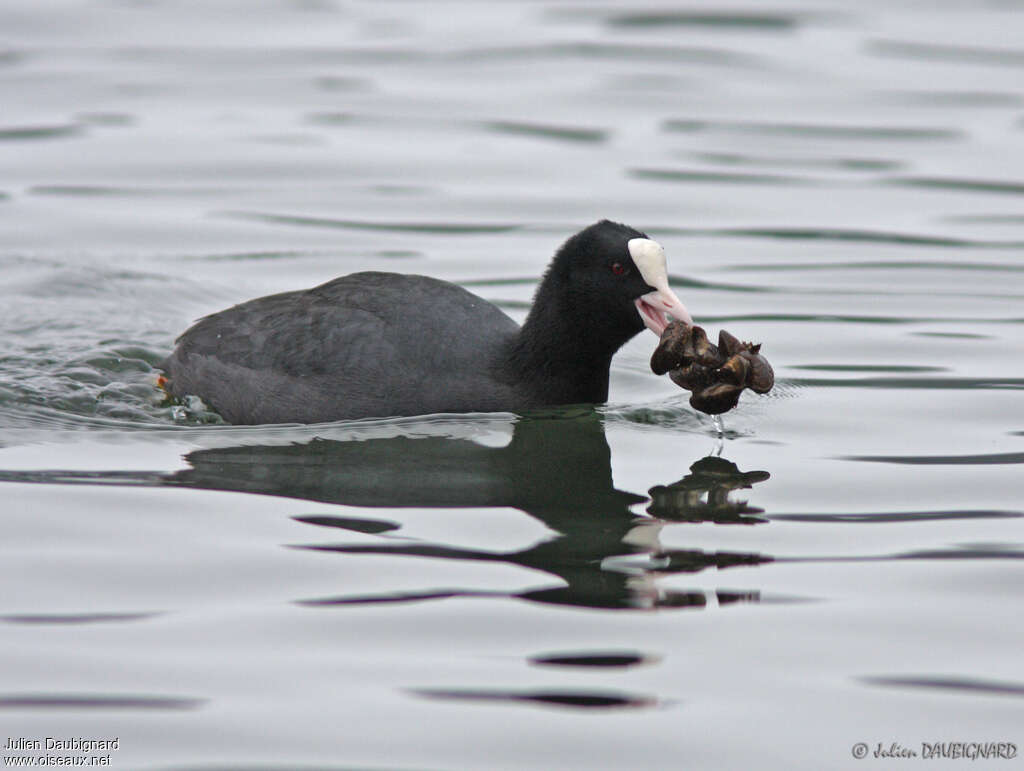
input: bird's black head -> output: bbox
[554,220,653,326]
[509,220,692,404]
[541,219,691,346]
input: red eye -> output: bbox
[611,262,628,276]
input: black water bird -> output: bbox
[160,220,691,424]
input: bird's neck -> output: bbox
[504,289,628,405]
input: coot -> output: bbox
[160,220,692,424]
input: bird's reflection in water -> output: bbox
[169,411,772,611]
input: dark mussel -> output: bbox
[689,382,744,415]
[650,321,775,414]
[739,345,774,394]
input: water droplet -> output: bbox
[712,414,724,436]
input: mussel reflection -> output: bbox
[167,412,773,611]
[647,456,770,524]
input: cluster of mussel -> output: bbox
[650,321,775,415]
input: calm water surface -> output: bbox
[1,1,1023,769]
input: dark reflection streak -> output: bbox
[1,612,160,625]
[702,315,1024,325]
[106,42,761,67]
[890,177,1024,196]
[299,543,508,562]
[845,451,1024,465]
[690,228,1020,248]
[0,469,164,486]
[876,90,1024,107]
[769,510,1022,523]
[946,214,1024,224]
[292,541,766,609]
[30,185,229,198]
[630,168,816,186]
[483,121,608,143]
[0,125,81,141]
[530,652,653,668]
[729,261,1024,273]
[219,211,521,234]
[410,688,657,710]
[298,589,501,607]
[792,365,947,373]
[663,119,961,141]
[693,151,902,171]
[0,694,203,710]
[869,39,1024,68]
[861,675,1024,698]
[292,515,400,534]
[780,547,1024,564]
[457,42,764,67]
[913,332,990,340]
[607,11,800,29]
[793,377,1024,389]
[894,549,1024,560]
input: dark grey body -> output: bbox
[161,273,532,424]
[160,221,657,425]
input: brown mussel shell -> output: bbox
[650,321,693,375]
[688,326,721,368]
[669,362,713,392]
[653,321,774,415]
[717,329,744,358]
[740,349,774,394]
[715,353,750,386]
[689,383,743,415]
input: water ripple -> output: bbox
[691,151,902,172]
[845,451,1024,465]
[700,314,1024,326]
[0,124,81,141]
[630,168,816,186]
[484,120,608,143]
[607,11,802,30]
[889,177,1024,196]
[727,260,1024,272]
[861,675,1024,698]
[410,688,659,710]
[769,510,1022,524]
[292,514,401,535]
[1,612,159,625]
[868,39,1024,68]
[651,226,1022,248]
[30,184,229,198]
[0,694,204,710]
[461,42,765,67]
[529,651,656,668]
[663,119,963,141]
[792,377,1024,389]
[220,211,522,234]
[944,214,1024,225]
[791,365,947,373]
